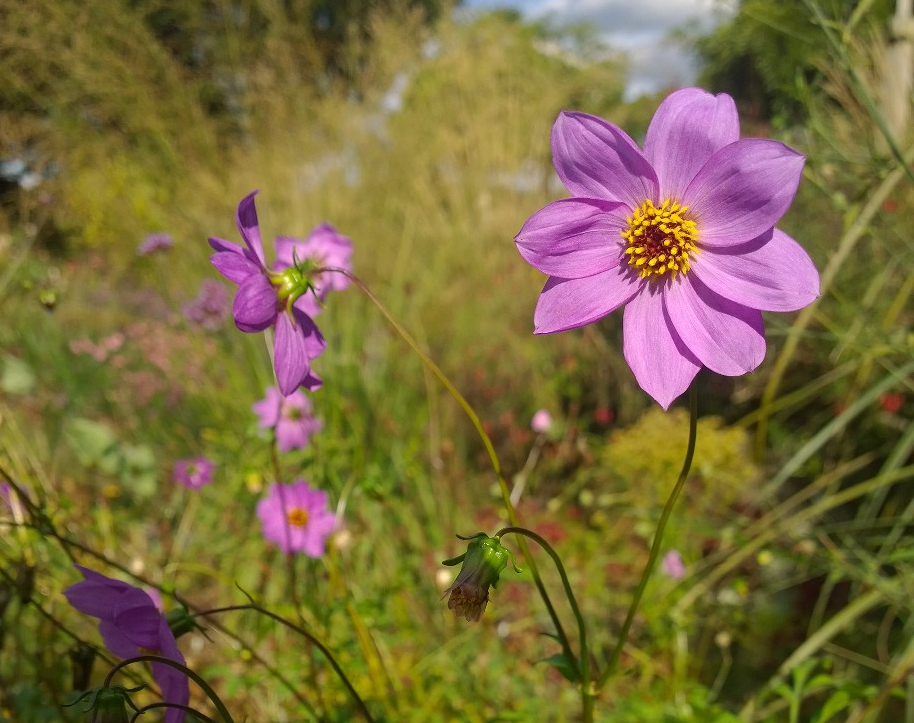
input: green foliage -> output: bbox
[694,0,894,123]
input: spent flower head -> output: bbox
[442,534,519,622]
[253,385,322,453]
[63,565,188,723]
[209,191,330,395]
[173,457,215,490]
[256,480,337,556]
[515,87,819,408]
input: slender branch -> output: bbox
[130,702,220,723]
[104,654,235,723]
[194,604,375,723]
[596,385,698,690]
[330,268,577,669]
[495,526,593,721]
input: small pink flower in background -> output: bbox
[209,191,327,396]
[138,232,174,256]
[257,480,336,556]
[183,279,230,331]
[274,223,353,317]
[662,549,686,579]
[173,456,215,490]
[64,564,189,723]
[253,386,322,453]
[515,87,820,408]
[531,409,553,434]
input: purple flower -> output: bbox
[64,564,189,723]
[138,232,173,256]
[183,279,230,331]
[274,224,353,318]
[209,191,327,396]
[530,409,553,434]
[256,480,336,556]
[173,457,215,489]
[515,88,819,408]
[253,386,322,453]
[662,549,686,579]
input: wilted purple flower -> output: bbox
[530,409,553,434]
[273,224,353,317]
[64,564,189,723]
[253,386,322,453]
[662,549,686,579]
[173,457,215,489]
[138,232,173,256]
[183,279,230,331]
[256,480,336,556]
[515,87,819,408]
[209,191,327,396]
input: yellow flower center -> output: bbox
[286,508,309,527]
[622,199,699,279]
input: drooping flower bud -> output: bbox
[441,534,519,622]
[64,685,142,723]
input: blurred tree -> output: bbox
[694,0,894,123]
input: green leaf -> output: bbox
[810,690,851,723]
[536,653,580,683]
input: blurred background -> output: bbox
[1,0,912,721]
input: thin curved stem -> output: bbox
[104,654,235,723]
[332,268,576,668]
[496,526,593,722]
[596,385,698,690]
[130,702,220,723]
[195,604,375,723]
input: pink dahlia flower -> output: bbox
[253,385,322,453]
[256,480,336,556]
[209,191,326,396]
[64,564,189,723]
[515,88,819,408]
[274,223,353,318]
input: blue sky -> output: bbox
[462,0,734,98]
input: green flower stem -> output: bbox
[103,654,235,723]
[495,526,594,722]
[195,604,375,723]
[335,268,578,671]
[130,702,220,723]
[595,384,698,691]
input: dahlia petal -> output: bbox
[208,236,243,254]
[274,312,310,396]
[98,620,140,659]
[210,251,261,284]
[293,307,326,360]
[551,111,658,208]
[665,275,766,376]
[514,197,628,278]
[644,87,740,200]
[691,228,820,311]
[64,581,124,618]
[236,190,267,266]
[154,627,189,723]
[233,274,277,331]
[683,139,805,247]
[622,287,700,409]
[533,266,641,334]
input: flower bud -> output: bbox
[441,534,518,622]
[64,685,142,723]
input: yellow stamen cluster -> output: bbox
[622,199,699,279]
[287,508,310,528]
